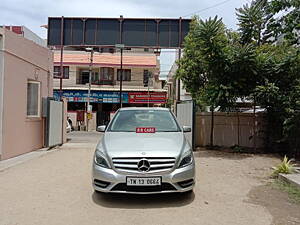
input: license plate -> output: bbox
[136,127,156,133]
[126,177,161,186]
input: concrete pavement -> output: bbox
[0,131,293,225]
[0,147,53,172]
[0,132,100,172]
[279,173,300,190]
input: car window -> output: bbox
[108,110,181,132]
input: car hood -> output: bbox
[99,132,186,158]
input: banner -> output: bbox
[53,90,128,103]
[128,92,167,104]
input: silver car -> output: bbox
[92,107,195,194]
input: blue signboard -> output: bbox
[53,90,128,103]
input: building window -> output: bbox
[143,70,149,86]
[27,81,40,117]
[117,69,131,81]
[100,67,114,81]
[78,70,99,84]
[80,71,89,84]
[91,72,100,84]
[100,48,115,53]
[53,66,69,79]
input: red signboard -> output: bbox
[136,127,156,133]
[129,92,167,104]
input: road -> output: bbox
[0,131,299,225]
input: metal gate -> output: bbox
[176,101,195,149]
[44,98,63,147]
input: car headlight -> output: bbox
[178,151,193,168]
[94,151,110,168]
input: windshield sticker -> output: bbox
[136,127,156,133]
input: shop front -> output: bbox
[53,90,167,130]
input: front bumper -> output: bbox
[92,162,195,194]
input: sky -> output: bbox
[1,0,250,77]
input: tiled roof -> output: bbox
[54,52,157,68]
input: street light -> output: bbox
[115,44,125,108]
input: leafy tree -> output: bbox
[177,1,300,156]
[265,0,300,45]
[177,17,258,147]
[237,0,300,45]
[235,0,300,156]
[175,17,207,102]
[176,16,230,147]
[254,45,300,155]
[236,0,269,45]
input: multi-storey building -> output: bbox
[165,59,192,108]
[53,49,167,130]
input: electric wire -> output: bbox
[182,0,233,17]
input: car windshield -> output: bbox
[107,110,181,132]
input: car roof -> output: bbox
[119,107,170,111]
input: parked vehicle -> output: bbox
[92,107,195,194]
[66,120,72,133]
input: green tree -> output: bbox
[237,0,300,45]
[254,45,300,155]
[177,1,300,156]
[176,16,229,147]
[236,0,269,45]
[177,17,258,147]
[175,17,207,102]
[236,0,300,156]
[265,0,300,45]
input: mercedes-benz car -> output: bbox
[92,107,195,194]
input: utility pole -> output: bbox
[175,17,182,115]
[118,15,124,108]
[177,48,182,102]
[59,16,64,100]
[86,48,94,131]
[115,44,125,108]
[120,47,123,108]
[147,71,150,107]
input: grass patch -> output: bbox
[272,156,296,177]
[272,179,300,204]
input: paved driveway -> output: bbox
[0,131,295,225]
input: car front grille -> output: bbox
[111,183,177,192]
[112,157,176,173]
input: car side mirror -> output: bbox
[183,126,191,133]
[97,125,106,132]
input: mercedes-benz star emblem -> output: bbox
[137,159,150,172]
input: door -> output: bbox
[176,101,195,149]
[44,98,63,147]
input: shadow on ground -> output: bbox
[194,150,254,160]
[92,191,195,209]
[247,183,300,225]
